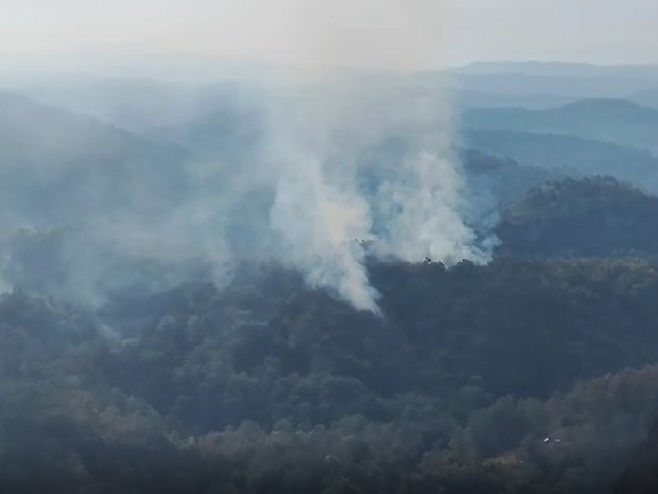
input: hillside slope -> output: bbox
[464,128,658,192]
[497,177,658,258]
[0,91,188,224]
[463,99,658,152]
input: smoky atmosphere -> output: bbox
[2,1,658,493]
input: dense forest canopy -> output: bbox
[3,62,658,493]
[496,177,658,258]
[5,258,658,492]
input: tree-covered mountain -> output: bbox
[0,91,188,225]
[5,258,658,492]
[496,177,658,258]
[615,416,658,493]
[5,69,658,493]
[463,99,658,152]
[460,150,555,233]
[463,129,658,192]
[451,62,658,109]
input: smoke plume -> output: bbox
[258,77,490,311]
[0,1,494,312]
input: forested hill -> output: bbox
[5,258,658,492]
[463,98,658,152]
[461,149,554,205]
[463,129,658,192]
[5,81,658,493]
[496,177,658,258]
[5,170,658,491]
[0,91,188,223]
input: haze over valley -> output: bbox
[2,1,658,492]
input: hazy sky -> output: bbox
[2,0,658,74]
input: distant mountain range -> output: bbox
[449,61,658,109]
[463,128,658,192]
[463,98,658,152]
[0,90,188,225]
[456,61,658,79]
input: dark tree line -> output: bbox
[4,254,658,492]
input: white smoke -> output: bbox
[0,1,495,312]
[270,163,378,313]
[262,84,377,312]
[256,76,490,312]
[372,150,485,264]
